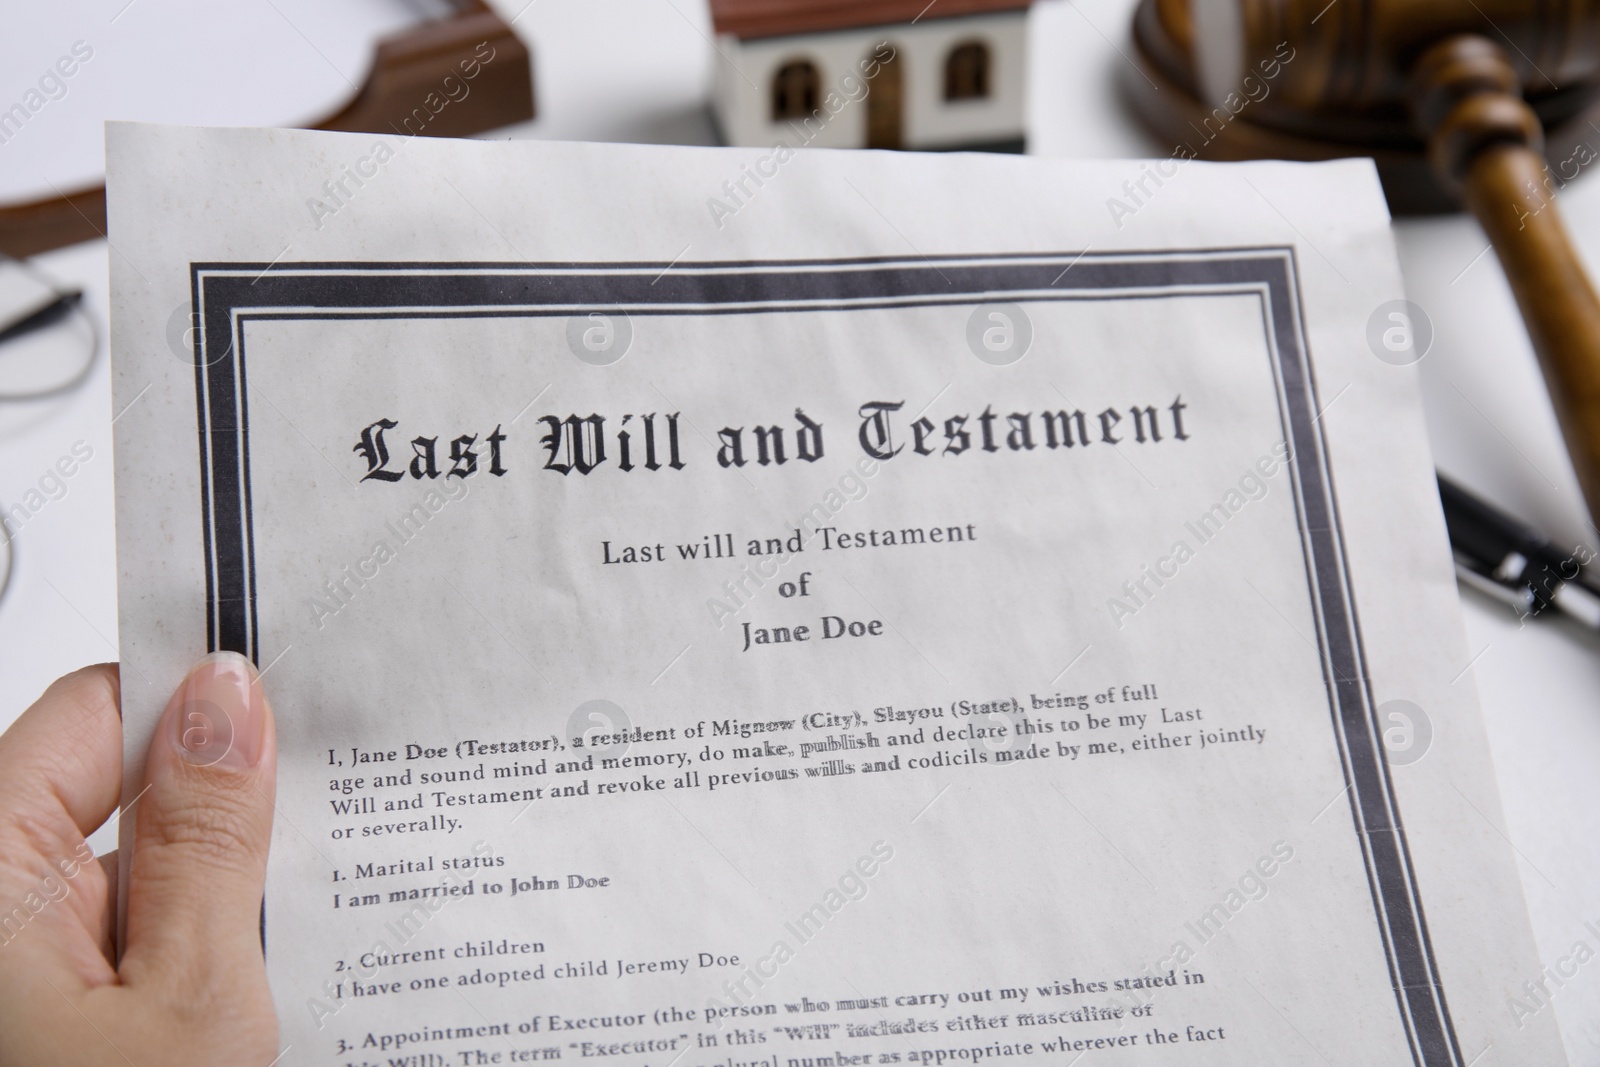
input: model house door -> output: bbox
[866,47,903,149]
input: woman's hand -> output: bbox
[0,653,280,1066]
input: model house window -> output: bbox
[944,41,991,100]
[772,60,820,120]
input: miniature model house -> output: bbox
[709,0,1031,152]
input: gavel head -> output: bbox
[1127,0,1600,210]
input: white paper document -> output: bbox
[108,123,1565,1066]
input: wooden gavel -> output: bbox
[1128,1,1600,525]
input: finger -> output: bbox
[120,652,276,998]
[0,667,120,993]
[0,663,122,843]
[96,850,117,964]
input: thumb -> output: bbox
[121,651,277,999]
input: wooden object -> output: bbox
[1127,0,1600,524]
[0,0,533,260]
[708,0,1029,41]
[866,47,904,149]
[1417,35,1600,525]
[1125,0,1600,213]
[709,0,1030,153]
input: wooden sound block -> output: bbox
[0,0,534,259]
[1122,0,1600,214]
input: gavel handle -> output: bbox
[1414,34,1600,526]
[1464,145,1600,524]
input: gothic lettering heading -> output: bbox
[352,396,1191,483]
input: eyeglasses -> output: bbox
[0,253,99,608]
[0,254,97,400]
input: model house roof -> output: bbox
[709,0,1031,40]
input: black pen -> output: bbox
[1437,473,1600,629]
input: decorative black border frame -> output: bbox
[190,250,1461,1065]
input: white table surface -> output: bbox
[3,0,1599,1059]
